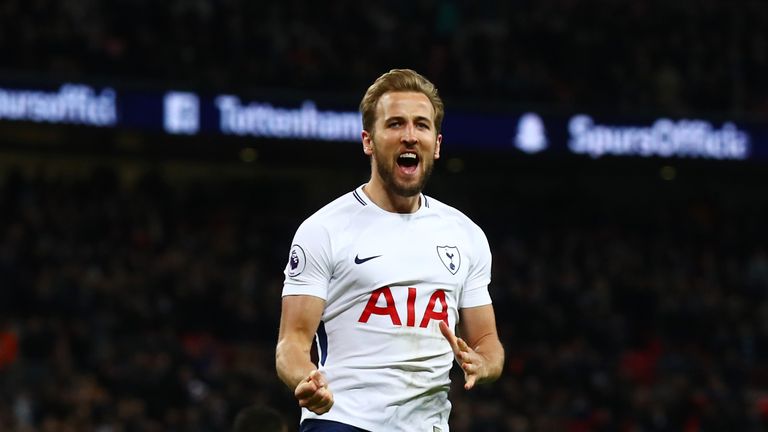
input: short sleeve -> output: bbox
[459,223,492,308]
[282,218,333,300]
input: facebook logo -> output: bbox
[163,91,200,135]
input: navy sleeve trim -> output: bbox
[316,320,328,366]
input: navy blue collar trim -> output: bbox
[352,189,367,206]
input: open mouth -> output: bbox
[397,152,419,174]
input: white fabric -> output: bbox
[283,185,493,432]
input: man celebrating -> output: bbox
[276,69,504,432]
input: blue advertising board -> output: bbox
[0,81,760,161]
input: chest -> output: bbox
[333,216,470,293]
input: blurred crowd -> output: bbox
[0,164,767,431]
[0,168,296,431]
[1,0,768,115]
[2,0,768,430]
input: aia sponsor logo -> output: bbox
[358,287,448,328]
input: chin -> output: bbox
[392,179,425,197]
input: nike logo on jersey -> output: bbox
[354,254,381,264]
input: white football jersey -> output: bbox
[283,185,492,432]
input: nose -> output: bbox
[401,124,418,145]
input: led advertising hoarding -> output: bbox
[0,82,760,161]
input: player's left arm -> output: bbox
[440,304,504,390]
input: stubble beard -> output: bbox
[374,148,434,198]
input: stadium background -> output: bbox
[2,1,768,431]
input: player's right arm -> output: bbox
[276,294,333,414]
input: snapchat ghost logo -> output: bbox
[514,112,547,154]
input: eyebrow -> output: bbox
[384,115,433,124]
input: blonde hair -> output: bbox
[359,69,444,136]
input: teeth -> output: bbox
[399,153,417,159]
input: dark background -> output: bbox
[2,1,768,431]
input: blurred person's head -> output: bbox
[233,404,287,432]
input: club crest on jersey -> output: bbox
[287,244,306,277]
[436,246,460,275]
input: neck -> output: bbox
[362,177,421,213]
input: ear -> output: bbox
[362,130,374,156]
[434,133,442,159]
